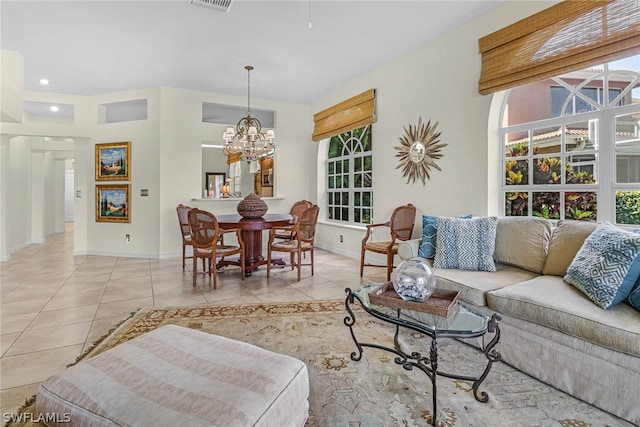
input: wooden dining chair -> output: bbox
[267,204,320,282]
[176,204,194,269]
[187,208,245,288]
[360,203,416,281]
[274,200,313,241]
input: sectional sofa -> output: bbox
[397,216,640,424]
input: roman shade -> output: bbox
[312,89,376,141]
[478,0,640,95]
[227,152,241,164]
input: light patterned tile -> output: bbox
[100,285,152,304]
[0,345,84,389]
[0,312,39,335]
[94,297,153,320]
[5,321,92,356]
[41,289,105,311]
[0,333,20,357]
[0,299,50,318]
[255,287,310,303]
[153,293,208,307]
[295,282,347,300]
[27,305,99,331]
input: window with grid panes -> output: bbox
[327,125,372,225]
[501,55,640,225]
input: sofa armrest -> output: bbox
[398,239,421,260]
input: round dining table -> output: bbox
[216,213,295,276]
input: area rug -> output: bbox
[6,300,633,427]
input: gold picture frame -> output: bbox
[96,184,131,223]
[95,141,131,181]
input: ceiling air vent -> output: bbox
[189,0,232,13]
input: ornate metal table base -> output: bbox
[344,287,501,427]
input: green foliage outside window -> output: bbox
[565,192,597,221]
[616,191,640,225]
[532,192,560,219]
[505,160,528,185]
[505,192,528,216]
[505,152,599,220]
[328,139,341,158]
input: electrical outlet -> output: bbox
[125,234,131,244]
[340,235,343,243]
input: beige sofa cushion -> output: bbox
[425,259,538,306]
[37,325,310,427]
[542,220,598,276]
[398,238,420,260]
[487,276,640,356]
[494,217,552,274]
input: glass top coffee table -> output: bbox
[345,284,502,427]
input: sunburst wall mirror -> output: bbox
[395,117,447,185]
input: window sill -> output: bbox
[317,220,366,231]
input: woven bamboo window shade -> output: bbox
[478,0,640,95]
[226,152,241,164]
[312,89,376,141]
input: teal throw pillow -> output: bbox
[434,216,497,272]
[564,222,640,309]
[628,282,640,311]
[418,214,472,259]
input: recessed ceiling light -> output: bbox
[39,78,50,85]
[50,105,59,112]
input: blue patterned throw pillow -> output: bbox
[418,214,472,259]
[628,283,640,311]
[434,216,497,272]
[564,222,640,310]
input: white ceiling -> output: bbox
[2,0,503,106]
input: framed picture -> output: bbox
[96,141,131,181]
[205,172,226,198]
[262,168,273,187]
[96,184,130,223]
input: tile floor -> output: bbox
[0,224,387,415]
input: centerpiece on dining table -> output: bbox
[237,193,268,218]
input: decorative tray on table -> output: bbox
[369,282,460,317]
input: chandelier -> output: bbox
[223,66,275,162]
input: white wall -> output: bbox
[0,50,23,123]
[311,1,557,260]
[84,88,162,257]
[9,137,31,250]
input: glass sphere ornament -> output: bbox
[392,257,436,302]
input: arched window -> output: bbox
[500,54,640,224]
[326,125,373,225]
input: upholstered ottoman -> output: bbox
[36,325,309,426]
